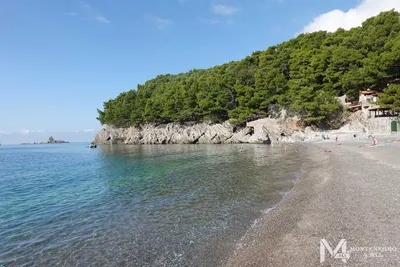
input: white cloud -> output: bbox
[20,129,33,135]
[207,19,221,25]
[65,12,78,16]
[71,2,110,24]
[212,4,239,16]
[75,129,99,133]
[19,129,34,134]
[226,19,234,26]
[79,2,92,10]
[199,18,221,25]
[147,15,173,29]
[199,17,235,26]
[19,130,44,135]
[95,15,110,24]
[303,0,400,33]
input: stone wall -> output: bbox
[367,117,398,135]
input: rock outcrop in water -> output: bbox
[21,136,69,145]
[47,136,69,144]
[93,117,323,145]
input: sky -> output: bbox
[1,0,399,144]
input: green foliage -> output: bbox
[377,84,400,111]
[97,10,400,126]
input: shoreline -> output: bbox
[180,143,307,267]
[223,138,400,266]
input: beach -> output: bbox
[224,135,400,266]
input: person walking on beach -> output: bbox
[335,135,339,146]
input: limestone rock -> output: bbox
[227,127,254,143]
[94,114,364,145]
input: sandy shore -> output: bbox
[224,136,400,266]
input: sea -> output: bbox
[0,143,304,266]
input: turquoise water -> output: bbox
[0,143,303,266]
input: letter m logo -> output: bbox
[320,239,350,263]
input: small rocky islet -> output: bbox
[20,136,69,145]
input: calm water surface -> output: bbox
[0,143,304,266]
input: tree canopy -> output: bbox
[377,84,400,111]
[97,10,400,127]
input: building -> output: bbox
[387,78,400,85]
[346,101,362,112]
[341,88,399,134]
[359,90,378,109]
[367,116,399,134]
[367,106,399,118]
[344,90,378,113]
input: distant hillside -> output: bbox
[97,10,400,127]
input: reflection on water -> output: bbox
[0,143,304,266]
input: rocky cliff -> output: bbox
[93,117,327,145]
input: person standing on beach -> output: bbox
[373,137,378,146]
[335,135,339,146]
